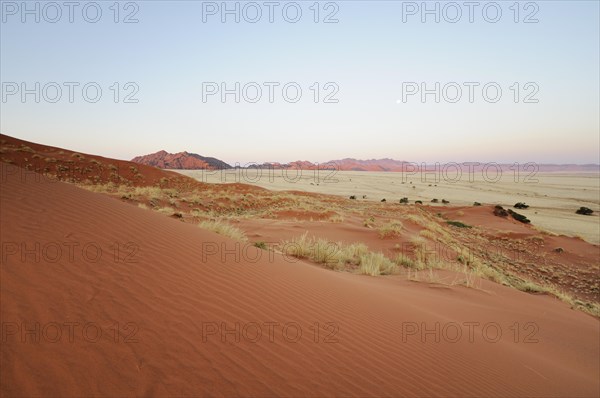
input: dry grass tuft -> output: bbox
[378,221,403,238]
[199,219,248,242]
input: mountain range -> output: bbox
[131,150,600,172]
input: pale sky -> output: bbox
[1,0,599,165]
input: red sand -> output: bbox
[1,165,599,397]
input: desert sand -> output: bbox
[177,169,600,244]
[1,135,599,397]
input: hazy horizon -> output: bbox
[2,1,599,164]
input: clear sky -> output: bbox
[1,0,599,164]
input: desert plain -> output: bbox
[178,168,600,244]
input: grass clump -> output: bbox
[281,233,395,275]
[378,221,403,238]
[358,252,397,276]
[199,220,248,242]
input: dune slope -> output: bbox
[1,166,598,397]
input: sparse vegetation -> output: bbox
[358,252,397,276]
[199,220,248,242]
[280,233,396,275]
[254,241,267,250]
[378,221,403,238]
[446,220,471,228]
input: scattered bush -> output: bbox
[446,220,471,228]
[415,200,423,205]
[442,199,449,204]
[349,195,356,200]
[493,205,508,217]
[399,197,409,204]
[514,202,529,209]
[507,209,530,223]
[431,199,439,203]
[576,207,593,215]
[473,202,481,206]
[380,198,386,202]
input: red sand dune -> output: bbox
[1,164,599,397]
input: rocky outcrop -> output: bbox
[132,150,231,170]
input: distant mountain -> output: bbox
[132,150,231,170]
[132,151,599,173]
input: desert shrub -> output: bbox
[508,209,530,223]
[493,205,509,217]
[446,220,471,228]
[576,207,593,215]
